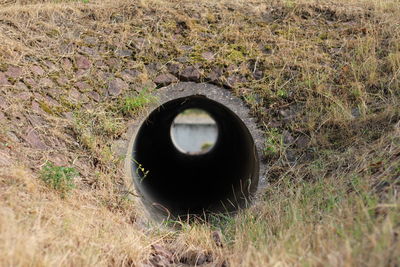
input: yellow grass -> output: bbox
[0,0,399,266]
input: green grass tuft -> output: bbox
[120,89,157,116]
[40,162,78,195]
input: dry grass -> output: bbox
[0,0,399,266]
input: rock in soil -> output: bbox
[5,66,23,79]
[75,55,92,70]
[108,78,128,96]
[154,73,178,87]
[0,72,10,86]
[24,128,47,150]
[180,66,201,81]
[31,65,45,76]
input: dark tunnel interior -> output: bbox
[131,95,259,219]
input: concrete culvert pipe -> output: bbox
[126,82,265,221]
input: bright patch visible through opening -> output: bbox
[170,108,218,155]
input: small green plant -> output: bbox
[40,163,78,194]
[283,0,295,8]
[131,158,150,182]
[226,44,248,63]
[120,89,156,116]
[263,128,282,157]
[276,89,288,98]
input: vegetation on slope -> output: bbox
[0,0,399,266]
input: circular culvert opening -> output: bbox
[170,108,219,155]
[126,82,264,221]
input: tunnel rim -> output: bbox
[125,82,266,222]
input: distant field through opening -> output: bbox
[170,108,218,155]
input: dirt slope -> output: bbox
[0,0,399,266]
